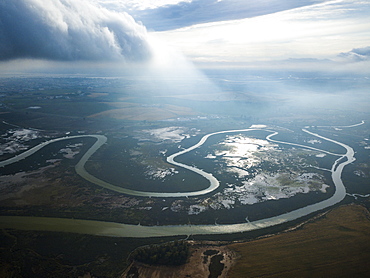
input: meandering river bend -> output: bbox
[0,126,356,237]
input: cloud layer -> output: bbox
[154,0,370,71]
[127,0,326,31]
[339,46,370,62]
[0,0,152,61]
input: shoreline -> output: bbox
[120,203,370,278]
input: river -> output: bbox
[0,126,356,237]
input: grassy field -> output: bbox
[228,204,370,277]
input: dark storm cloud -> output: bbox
[339,46,370,61]
[130,0,327,31]
[0,0,152,62]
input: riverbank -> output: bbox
[118,204,370,278]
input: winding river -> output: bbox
[0,125,356,237]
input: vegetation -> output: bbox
[0,229,176,278]
[228,205,370,277]
[130,240,189,266]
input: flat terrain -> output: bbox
[228,204,370,277]
[1,204,369,277]
[0,76,369,277]
[117,204,370,278]
[88,102,196,121]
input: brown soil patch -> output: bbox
[228,204,370,277]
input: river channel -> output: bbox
[0,126,356,237]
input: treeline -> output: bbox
[129,240,189,266]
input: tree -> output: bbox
[130,240,189,266]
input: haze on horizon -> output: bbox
[0,0,369,112]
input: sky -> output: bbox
[0,0,369,75]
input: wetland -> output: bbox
[0,75,369,277]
